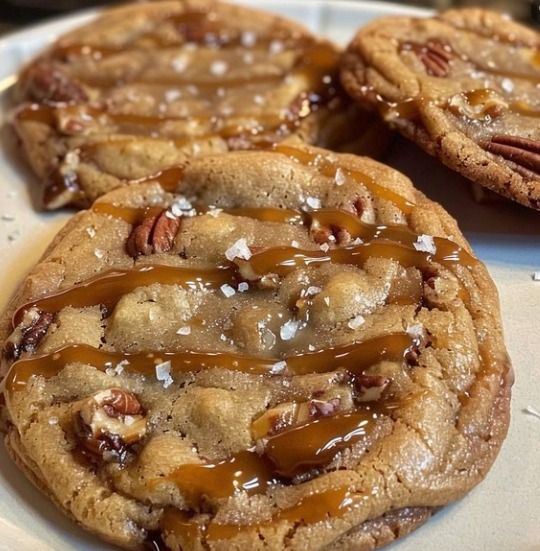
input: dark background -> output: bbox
[0,0,537,34]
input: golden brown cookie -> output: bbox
[341,8,540,209]
[12,0,386,210]
[1,143,510,550]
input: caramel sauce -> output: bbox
[5,333,414,392]
[5,343,267,392]
[91,202,476,271]
[206,486,355,540]
[51,12,291,61]
[376,87,540,124]
[92,203,164,224]
[16,104,288,139]
[241,240,476,281]
[161,509,203,546]
[12,265,235,327]
[129,166,186,192]
[161,485,356,542]
[80,71,286,89]
[271,144,416,215]
[264,409,382,477]
[155,450,275,506]
[376,95,423,121]
[462,89,540,118]
[286,333,415,376]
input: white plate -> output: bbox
[0,2,539,550]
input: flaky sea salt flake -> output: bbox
[306,286,322,296]
[523,405,540,420]
[238,282,249,293]
[269,40,284,55]
[177,326,191,336]
[305,196,321,209]
[170,196,196,217]
[406,324,424,339]
[172,56,188,72]
[165,89,182,102]
[334,167,346,186]
[241,31,257,48]
[221,284,236,298]
[501,78,514,93]
[210,60,228,76]
[413,234,436,255]
[271,360,287,374]
[225,238,252,261]
[155,361,173,388]
[348,315,365,330]
[280,320,300,341]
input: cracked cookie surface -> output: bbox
[13,0,386,210]
[341,8,540,209]
[1,143,510,550]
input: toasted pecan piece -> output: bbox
[23,63,88,103]
[480,135,540,179]
[126,209,181,257]
[402,40,453,78]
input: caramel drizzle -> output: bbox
[15,104,297,140]
[271,144,416,215]
[50,12,293,61]
[376,87,540,123]
[12,231,474,331]
[14,204,474,327]
[240,240,476,280]
[151,450,276,506]
[92,203,165,225]
[159,405,394,539]
[91,202,477,269]
[161,485,356,543]
[12,265,235,327]
[463,89,540,118]
[5,333,415,392]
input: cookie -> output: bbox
[12,0,387,210]
[341,8,540,209]
[1,143,510,550]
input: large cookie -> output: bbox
[1,143,510,550]
[12,0,385,210]
[341,8,540,209]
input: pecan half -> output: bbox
[480,135,540,179]
[403,40,453,78]
[75,388,147,463]
[3,310,54,361]
[126,209,181,257]
[24,63,88,104]
[310,221,351,246]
